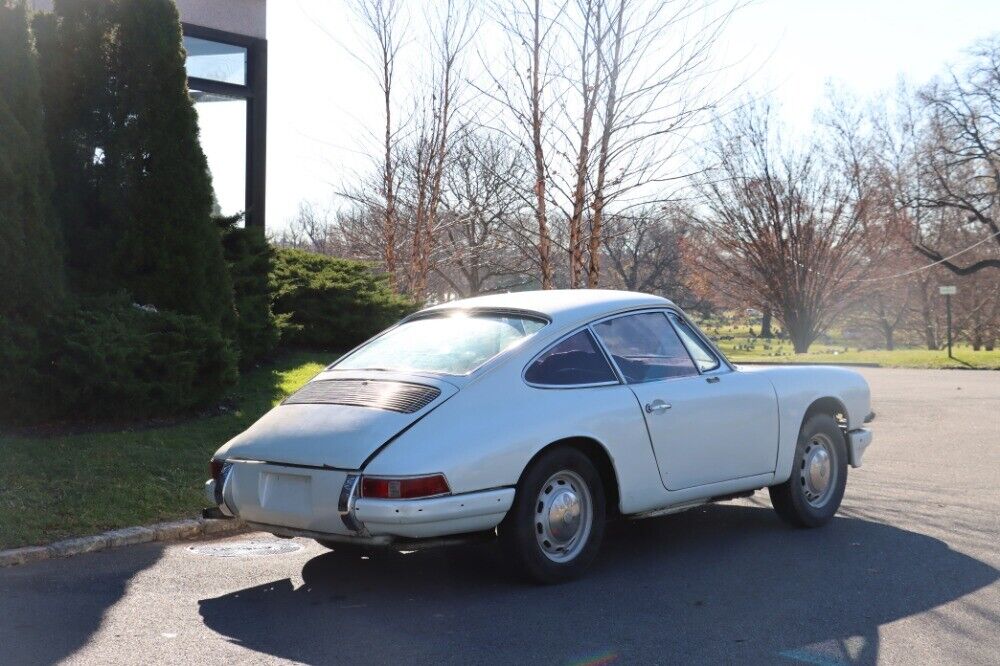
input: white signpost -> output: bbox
[939,286,957,357]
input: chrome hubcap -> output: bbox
[535,470,592,563]
[800,434,837,507]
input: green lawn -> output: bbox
[0,351,332,550]
[712,335,1000,370]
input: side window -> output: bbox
[525,330,617,386]
[593,312,697,383]
[668,313,721,372]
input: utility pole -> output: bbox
[939,286,957,358]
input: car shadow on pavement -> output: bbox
[0,543,165,666]
[198,505,998,665]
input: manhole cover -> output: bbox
[188,539,303,558]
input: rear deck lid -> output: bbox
[216,374,457,469]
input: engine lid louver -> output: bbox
[283,379,441,414]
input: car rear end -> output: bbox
[202,370,517,546]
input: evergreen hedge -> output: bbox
[271,249,415,350]
[30,296,238,421]
[218,215,281,367]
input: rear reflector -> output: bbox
[361,474,450,499]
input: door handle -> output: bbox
[645,399,672,414]
[706,376,721,384]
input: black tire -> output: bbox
[499,446,606,584]
[769,413,848,528]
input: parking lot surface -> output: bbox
[1,368,998,665]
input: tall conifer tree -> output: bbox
[0,0,63,322]
[34,0,235,334]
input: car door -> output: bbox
[592,310,779,491]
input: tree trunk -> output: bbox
[789,324,813,354]
[920,291,937,350]
[760,309,773,338]
[530,0,553,289]
[884,326,895,351]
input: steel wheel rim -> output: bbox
[800,432,837,508]
[534,470,593,563]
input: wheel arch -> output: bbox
[802,396,850,438]
[523,436,622,518]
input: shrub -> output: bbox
[5,296,238,423]
[218,215,281,367]
[271,249,415,350]
[33,0,235,334]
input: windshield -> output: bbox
[333,312,547,376]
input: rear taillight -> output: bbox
[361,474,450,499]
[209,458,223,482]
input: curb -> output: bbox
[0,517,247,568]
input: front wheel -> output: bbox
[499,446,606,584]
[769,413,848,527]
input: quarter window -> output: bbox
[668,313,721,372]
[593,312,698,383]
[525,330,617,386]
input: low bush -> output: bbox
[218,216,281,367]
[271,249,415,350]
[3,296,238,424]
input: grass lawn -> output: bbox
[0,351,333,550]
[711,335,1000,370]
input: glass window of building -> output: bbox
[190,91,247,217]
[183,36,247,85]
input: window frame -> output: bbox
[586,307,733,386]
[522,328,621,389]
[665,311,722,374]
[182,23,267,230]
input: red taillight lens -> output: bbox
[361,474,450,499]
[209,459,223,482]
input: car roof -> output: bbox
[420,289,673,327]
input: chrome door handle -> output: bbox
[645,400,671,414]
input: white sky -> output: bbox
[259,0,1000,231]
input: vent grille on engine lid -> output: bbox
[283,379,441,414]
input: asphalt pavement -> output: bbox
[1,368,998,665]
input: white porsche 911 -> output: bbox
[205,290,874,583]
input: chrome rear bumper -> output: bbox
[204,460,515,541]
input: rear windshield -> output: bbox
[333,312,547,376]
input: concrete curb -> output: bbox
[0,517,247,568]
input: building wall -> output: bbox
[27,0,266,39]
[175,0,265,39]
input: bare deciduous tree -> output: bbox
[434,130,532,295]
[692,103,879,353]
[913,38,1000,275]
[483,0,571,288]
[403,0,475,299]
[348,0,407,287]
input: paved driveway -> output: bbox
[1,368,997,665]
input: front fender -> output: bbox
[750,365,871,483]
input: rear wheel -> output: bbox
[769,413,848,527]
[499,446,606,584]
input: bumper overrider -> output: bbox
[204,460,515,547]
